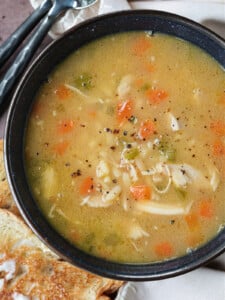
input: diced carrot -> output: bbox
[218,93,225,105]
[154,242,173,257]
[130,185,151,200]
[138,120,155,140]
[88,111,97,118]
[134,78,144,88]
[146,88,168,104]
[79,177,95,196]
[117,100,133,123]
[132,36,151,56]
[55,84,72,100]
[210,121,225,136]
[199,200,214,218]
[185,213,199,231]
[70,230,80,243]
[145,62,155,73]
[32,101,43,117]
[212,140,225,156]
[58,120,74,134]
[53,141,69,155]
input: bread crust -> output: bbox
[0,209,123,299]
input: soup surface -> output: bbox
[25,32,225,263]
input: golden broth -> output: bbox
[25,32,225,263]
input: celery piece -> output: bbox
[158,139,176,162]
[124,148,139,160]
[74,73,94,90]
[175,187,187,199]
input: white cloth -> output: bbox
[28,1,225,299]
[29,0,130,38]
[117,267,225,300]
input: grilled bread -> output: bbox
[0,209,123,299]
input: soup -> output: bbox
[24,32,225,263]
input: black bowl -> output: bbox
[4,10,225,281]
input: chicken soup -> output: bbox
[24,32,225,263]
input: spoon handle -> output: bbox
[0,2,67,107]
[0,0,52,68]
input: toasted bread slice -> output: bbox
[0,209,123,299]
[0,140,19,215]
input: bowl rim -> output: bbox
[4,9,225,281]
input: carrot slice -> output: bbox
[53,141,69,155]
[32,101,43,117]
[145,62,155,73]
[55,84,72,100]
[146,88,168,104]
[117,100,133,123]
[79,177,95,195]
[199,200,214,218]
[132,36,151,56]
[155,242,173,257]
[212,140,225,156]
[138,120,155,140]
[134,78,144,89]
[58,120,74,134]
[210,121,225,136]
[130,185,151,200]
[185,213,199,231]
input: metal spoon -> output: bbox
[0,0,97,107]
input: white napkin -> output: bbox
[28,1,225,299]
[117,267,225,300]
[29,0,130,39]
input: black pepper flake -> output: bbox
[112,179,117,184]
[192,154,196,158]
[113,129,120,134]
[65,162,70,167]
[80,124,86,128]
[44,142,49,147]
[71,169,82,177]
[36,152,39,156]
[127,144,132,149]
[123,131,128,136]
[170,220,175,225]
[110,146,116,151]
[105,127,111,132]
[128,115,136,123]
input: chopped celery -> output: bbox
[158,139,176,162]
[104,233,120,246]
[106,105,115,115]
[124,148,139,160]
[74,73,94,90]
[140,83,151,91]
[175,187,187,199]
[164,148,176,162]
